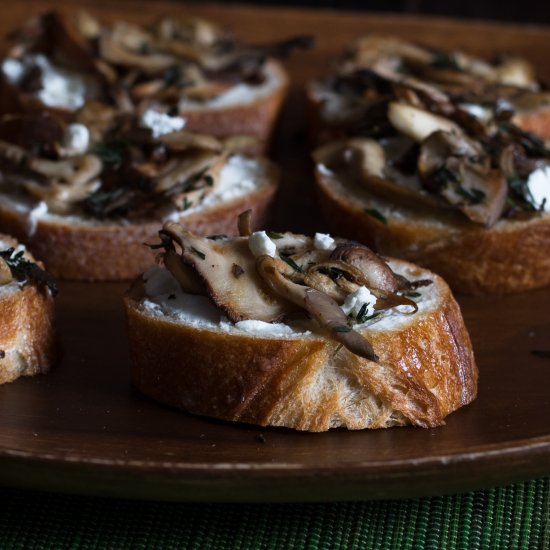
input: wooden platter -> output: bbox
[0,0,549,501]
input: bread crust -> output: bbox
[0,236,56,384]
[315,170,550,295]
[0,163,278,281]
[125,261,477,432]
[179,61,289,149]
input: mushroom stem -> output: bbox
[256,255,378,361]
[238,209,253,236]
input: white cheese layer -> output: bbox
[2,54,97,110]
[177,60,283,111]
[140,109,187,138]
[341,286,376,318]
[249,231,277,258]
[139,260,440,339]
[314,232,335,251]
[0,155,266,230]
[527,166,550,211]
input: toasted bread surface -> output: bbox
[0,236,56,384]
[125,259,477,432]
[315,169,550,295]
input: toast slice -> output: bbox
[125,220,477,431]
[0,11,308,149]
[309,36,550,294]
[0,235,56,384]
[0,110,279,281]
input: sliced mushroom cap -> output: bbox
[330,242,400,293]
[388,101,462,142]
[0,112,65,155]
[0,257,12,285]
[418,130,507,226]
[160,222,294,322]
[256,255,378,361]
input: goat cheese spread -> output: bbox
[249,231,277,258]
[527,166,550,211]
[2,54,91,109]
[140,109,187,138]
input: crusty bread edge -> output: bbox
[0,238,56,384]
[315,169,550,295]
[0,162,279,281]
[125,261,477,432]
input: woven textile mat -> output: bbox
[0,478,548,549]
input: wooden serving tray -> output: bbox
[0,0,549,501]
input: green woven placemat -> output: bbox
[0,478,548,549]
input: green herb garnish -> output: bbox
[182,197,193,211]
[203,175,214,187]
[403,291,421,298]
[456,186,486,204]
[334,325,352,333]
[191,247,206,260]
[279,254,302,272]
[364,208,387,224]
[0,248,58,296]
[93,140,127,166]
[431,51,461,71]
[266,231,284,239]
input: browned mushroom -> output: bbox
[237,209,253,236]
[160,222,293,322]
[256,255,378,361]
[0,257,12,285]
[330,242,400,293]
[418,130,507,226]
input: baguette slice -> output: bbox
[125,228,477,432]
[0,235,56,384]
[314,163,550,295]
[0,157,278,281]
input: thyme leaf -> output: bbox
[279,253,302,272]
[334,324,352,333]
[191,247,206,260]
[364,208,387,224]
[0,248,58,296]
[266,231,284,239]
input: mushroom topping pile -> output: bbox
[0,110,255,219]
[1,10,312,112]
[151,214,430,361]
[315,36,550,226]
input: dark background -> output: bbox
[213,1,550,25]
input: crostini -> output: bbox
[0,235,56,384]
[310,36,550,294]
[0,110,278,280]
[0,11,311,149]
[125,214,477,431]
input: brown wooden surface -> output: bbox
[0,1,549,501]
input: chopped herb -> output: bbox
[203,175,214,187]
[356,303,369,324]
[364,208,387,224]
[334,324,352,333]
[182,197,193,211]
[231,263,245,278]
[206,234,228,240]
[403,291,421,298]
[0,248,58,296]
[456,186,486,204]
[266,231,284,239]
[163,65,182,86]
[531,350,550,360]
[332,343,344,357]
[93,140,127,166]
[431,165,459,188]
[279,253,302,272]
[431,51,461,71]
[191,247,206,260]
